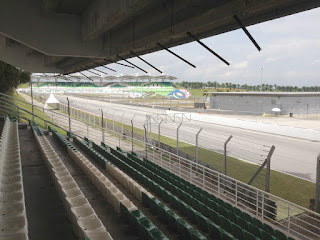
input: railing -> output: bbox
[1,92,320,239]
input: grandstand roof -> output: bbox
[32,74,178,82]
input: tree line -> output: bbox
[178,81,320,92]
[0,61,31,94]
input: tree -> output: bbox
[0,61,31,94]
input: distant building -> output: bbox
[207,92,320,115]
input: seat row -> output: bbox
[79,139,155,203]
[0,116,28,240]
[33,127,112,240]
[90,141,208,240]
[62,134,168,240]
[101,142,290,240]
[76,138,170,240]
[124,149,283,240]
[140,156,294,240]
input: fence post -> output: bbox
[196,128,203,166]
[100,109,105,143]
[67,97,71,133]
[315,154,320,213]
[143,125,147,158]
[30,82,34,122]
[265,145,275,193]
[131,115,136,152]
[224,135,233,175]
[158,120,163,147]
[176,123,183,156]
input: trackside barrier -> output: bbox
[31,124,112,240]
[52,131,168,240]
[0,116,29,240]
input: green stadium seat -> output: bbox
[149,198,162,215]
[208,200,219,212]
[197,214,210,233]
[231,222,245,240]
[200,204,210,218]
[209,209,220,225]
[158,205,171,222]
[262,230,277,240]
[129,210,147,228]
[138,218,157,240]
[233,207,243,218]
[275,229,288,240]
[167,210,180,232]
[219,215,232,233]
[245,231,259,240]
[221,230,236,240]
[178,219,194,240]
[209,221,222,240]
[192,230,207,240]
[120,202,130,222]
[168,194,179,210]
[142,192,151,208]
[227,210,238,224]
[237,217,249,231]
[218,205,228,218]
[252,218,263,229]
[248,222,262,238]
[186,207,198,224]
[243,212,254,223]
[263,224,275,236]
[224,202,234,213]
[148,229,169,240]
[177,200,188,217]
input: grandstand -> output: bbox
[1,114,299,240]
[27,75,177,97]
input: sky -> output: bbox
[37,7,320,87]
[100,7,320,87]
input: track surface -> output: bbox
[20,93,319,182]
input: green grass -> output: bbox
[120,120,315,209]
[17,83,29,88]
[13,93,66,135]
[188,89,206,97]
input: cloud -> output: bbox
[232,61,248,69]
[91,8,320,87]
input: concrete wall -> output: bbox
[210,95,320,115]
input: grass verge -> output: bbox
[13,93,66,135]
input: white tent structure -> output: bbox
[45,93,60,109]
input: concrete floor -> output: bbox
[19,128,78,240]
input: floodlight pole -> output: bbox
[260,66,264,92]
